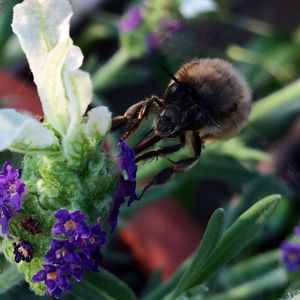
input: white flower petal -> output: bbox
[86,106,112,140]
[0,109,58,152]
[12,0,92,137]
[179,0,216,18]
[63,46,92,139]
[11,0,72,70]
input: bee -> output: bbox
[112,58,252,196]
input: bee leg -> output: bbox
[111,96,163,139]
[135,134,185,162]
[138,132,202,199]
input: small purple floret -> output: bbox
[118,140,137,182]
[0,161,26,235]
[13,240,33,263]
[161,19,183,35]
[52,209,90,240]
[45,239,80,265]
[109,140,138,232]
[146,32,162,54]
[73,223,106,257]
[32,264,72,299]
[294,226,300,236]
[280,241,300,271]
[33,209,106,298]
[109,176,137,233]
[0,206,12,235]
[119,7,143,33]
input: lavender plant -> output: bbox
[0,0,288,300]
[0,0,130,297]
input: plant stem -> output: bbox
[92,48,131,91]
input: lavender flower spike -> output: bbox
[109,140,138,232]
[119,7,143,33]
[0,161,26,235]
[281,242,300,271]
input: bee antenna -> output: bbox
[158,61,182,86]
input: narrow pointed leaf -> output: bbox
[70,270,136,300]
[176,194,280,294]
[0,259,23,295]
[170,208,225,298]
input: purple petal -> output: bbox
[280,242,300,271]
[0,206,12,235]
[146,33,162,54]
[119,7,143,33]
[45,279,57,293]
[32,270,46,282]
[52,288,62,299]
[51,222,65,235]
[74,222,90,239]
[294,226,300,236]
[70,210,86,223]
[54,209,70,222]
[56,275,71,291]
[71,266,83,282]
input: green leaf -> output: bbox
[140,270,162,299]
[225,175,287,228]
[177,285,209,300]
[172,194,280,298]
[217,250,280,287]
[0,258,23,295]
[170,208,225,299]
[69,269,136,300]
[204,268,287,300]
[142,268,185,300]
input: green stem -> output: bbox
[92,48,131,91]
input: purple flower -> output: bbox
[109,176,137,233]
[34,209,106,298]
[109,140,138,232]
[280,242,300,271]
[119,7,143,33]
[73,223,106,258]
[78,249,102,273]
[0,161,26,210]
[118,139,137,182]
[161,19,183,35]
[0,161,26,235]
[45,239,80,265]
[52,209,90,240]
[0,205,13,235]
[13,240,33,263]
[146,32,162,54]
[32,264,72,299]
[294,226,300,236]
